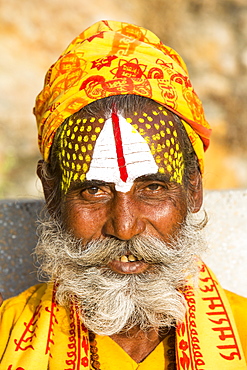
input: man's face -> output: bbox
[58,105,189,275]
[37,105,205,334]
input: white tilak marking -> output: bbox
[86,114,158,192]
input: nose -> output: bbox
[103,193,146,240]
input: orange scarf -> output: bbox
[34,20,211,174]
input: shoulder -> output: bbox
[0,283,47,324]
[224,289,247,360]
[224,289,247,322]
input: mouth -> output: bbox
[114,254,143,262]
[108,253,149,274]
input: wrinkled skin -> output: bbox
[37,112,203,362]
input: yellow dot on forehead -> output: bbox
[80,126,85,132]
[83,118,87,124]
[83,135,89,142]
[77,119,81,124]
[173,130,178,137]
[83,163,88,172]
[71,133,75,140]
[126,118,132,123]
[90,117,96,123]
[160,120,166,126]
[80,174,85,181]
[152,133,160,140]
[145,123,151,129]
[157,144,162,152]
[134,111,138,115]
[68,142,72,149]
[66,152,70,160]
[166,139,171,147]
[155,155,161,163]
[154,124,160,130]
[95,127,101,133]
[147,116,153,122]
[91,134,97,141]
[73,153,77,160]
[74,126,78,132]
[68,119,73,126]
[66,129,71,136]
[86,126,92,132]
[76,163,81,171]
[144,135,150,143]
[81,145,86,152]
[85,154,91,162]
[78,153,83,160]
[152,110,159,115]
[162,110,168,116]
[98,118,104,123]
[159,167,165,173]
[78,135,82,142]
[75,143,79,151]
[168,121,174,126]
[138,118,144,123]
[73,173,79,181]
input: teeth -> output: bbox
[120,255,129,263]
[128,254,136,262]
[115,255,143,262]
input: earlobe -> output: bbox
[188,171,203,213]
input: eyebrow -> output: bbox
[134,173,171,183]
[67,173,171,193]
[68,179,114,192]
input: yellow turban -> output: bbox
[34,20,211,173]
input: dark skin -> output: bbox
[37,106,203,362]
[38,161,202,362]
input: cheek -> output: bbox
[141,195,188,240]
[61,201,108,241]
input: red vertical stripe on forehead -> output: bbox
[111,110,128,182]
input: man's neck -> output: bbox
[109,326,170,363]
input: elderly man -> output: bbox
[0,20,246,369]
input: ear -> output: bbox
[188,171,203,213]
[37,160,59,215]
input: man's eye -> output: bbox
[79,187,104,198]
[86,186,101,195]
[146,183,163,191]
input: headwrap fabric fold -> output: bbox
[0,262,246,369]
[34,20,211,174]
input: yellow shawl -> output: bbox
[0,262,246,369]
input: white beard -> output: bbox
[35,213,207,335]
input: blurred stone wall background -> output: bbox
[1,0,247,198]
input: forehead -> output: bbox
[58,104,184,193]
